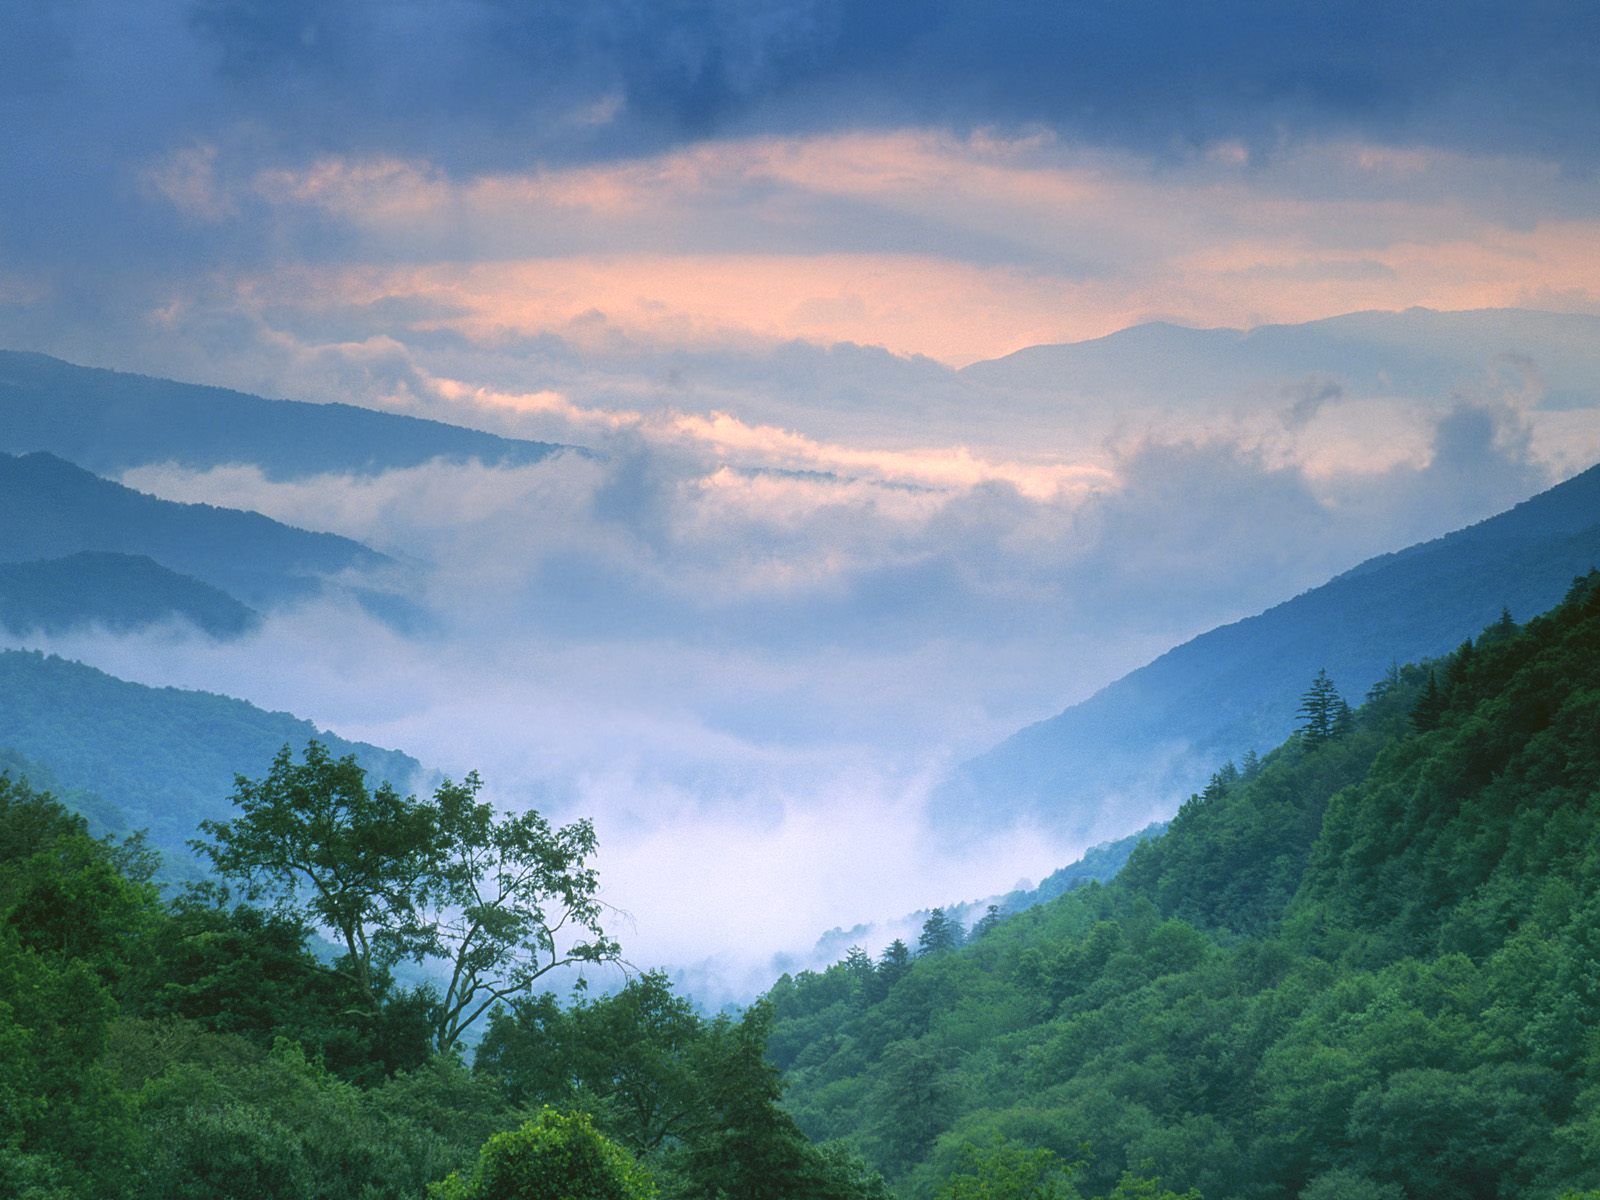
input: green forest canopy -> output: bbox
[765,573,1600,1198]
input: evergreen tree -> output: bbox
[1296,669,1344,747]
[843,945,875,984]
[872,940,912,998]
[1366,662,1402,704]
[1411,668,1447,732]
[1481,606,1518,646]
[973,905,1003,939]
[918,909,962,956]
[868,1041,953,1173]
[1332,696,1356,739]
[678,1003,819,1200]
[1199,763,1237,803]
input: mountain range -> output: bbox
[0,449,392,613]
[4,314,1599,914]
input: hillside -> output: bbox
[0,649,425,874]
[933,459,1600,841]
[0,551,257,638]
[770,575,1600,1198]
[0,450,389,609]
[0,350,577,479]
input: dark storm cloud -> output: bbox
[7,1,1600,192]
[171,1,1600,167]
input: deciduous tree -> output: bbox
[424,772,618,1053]
[429,1108,655,1200]
[196,743,618,1053]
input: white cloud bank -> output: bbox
[57,351,1569,996]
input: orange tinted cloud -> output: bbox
[426,370,1115,499]
[244,229,1600,367]
[378,254,1103,364]
[222,130,1600,364]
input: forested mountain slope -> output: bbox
[934,459,1600,841]
[772,574,1600,1199]
[0,649,423,874]
[0,552,257,638]
[0,350,576,479]
[0,450,387,609]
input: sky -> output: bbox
[4,1,1600,996]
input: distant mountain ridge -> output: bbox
[959,307,1600,410]
[0,552,257,638]
[0,350,579,479]
[0,450,388,610]
[933,459,1600,843]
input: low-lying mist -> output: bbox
[6,368,1570,1000]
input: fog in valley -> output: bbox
[3,334,1580,996]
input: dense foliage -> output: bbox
[0,751,888,1200]
[475,972,889,1198]
[428,1109,657,1200]
[767,574,1600,1198]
